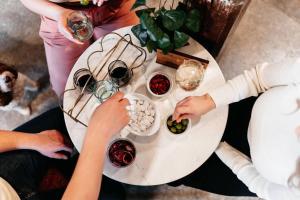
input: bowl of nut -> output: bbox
[123,93,160,137]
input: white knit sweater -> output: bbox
[209,58,300,200]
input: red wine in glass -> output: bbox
[108,60,132,87]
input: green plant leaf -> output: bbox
[140,12,164,42]
[155,7,167,17]
[136,8,155,17]
[158,33,172,53]
[131,24,148,46]
[162,10,186,31]
[176,2,188,12]
[185,9,201,33]
[131,0,146,10]
[174,31,189,49]
[162,44,173,54]
[146,39,156,53]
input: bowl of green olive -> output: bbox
[166,115,191,135]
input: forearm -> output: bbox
[208,72,257,107]
[209,59,300,107]
[215,142,300,200]
[62,129,110,200]
[20,0,69,20]
[0,130,40,152]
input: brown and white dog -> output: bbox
[0,63,39,115]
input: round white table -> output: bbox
[63,26,228,186]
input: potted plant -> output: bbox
[131,0,203,54]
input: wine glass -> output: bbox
[67,11,93,42]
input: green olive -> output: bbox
[176,124,182,129]
[170,127,177,133]
[80,0,89,6]
[167,120,173,127]
[182,119,189,126]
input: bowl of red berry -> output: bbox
[146,71,173,98]
[108,139,136,168]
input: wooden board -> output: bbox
[156,49,209,69]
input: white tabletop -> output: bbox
[63,26,228,186]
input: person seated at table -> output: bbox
[171,58,300,200]
[20,0,138,96]
[0,92,130,200]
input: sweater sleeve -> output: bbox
[209,58,300,107]
[215,142,300,200]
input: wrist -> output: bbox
[16,133,41,151]
[204,93,216,110]
[86,127,112,144]
[54,8,72,21]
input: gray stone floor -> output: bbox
[0,0,299,199]
[0,1,58,129]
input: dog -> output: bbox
[0,63,39,115]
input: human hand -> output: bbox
[34,130,73,159]
[172,94,216,122]
[57,9,85,44]
[92,0,108,7]
[88,92,130,140]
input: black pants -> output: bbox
[169,97,258,197]
[0,107,126,200]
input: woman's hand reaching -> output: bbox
[172,94,216,122]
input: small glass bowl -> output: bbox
[93,80,118,103]
[175,59,205,91]
[146,71,173,98]
[107,138,136,168]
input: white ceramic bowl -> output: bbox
[146,71,173,98]
[164,114,191,136]
[122,93,161,137]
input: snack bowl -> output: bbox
[175,59,205,91]
[122,93,161,137]
[146,71,173,98]
[107,138,136,168]
[165,114,191,135]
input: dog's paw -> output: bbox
[14,106,31,115]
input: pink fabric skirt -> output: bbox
[39,0,139,96]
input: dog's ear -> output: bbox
[0,63,18,79]
[0,91,13,106]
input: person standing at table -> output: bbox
[172,58,300,200]
[20,0,138,96]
